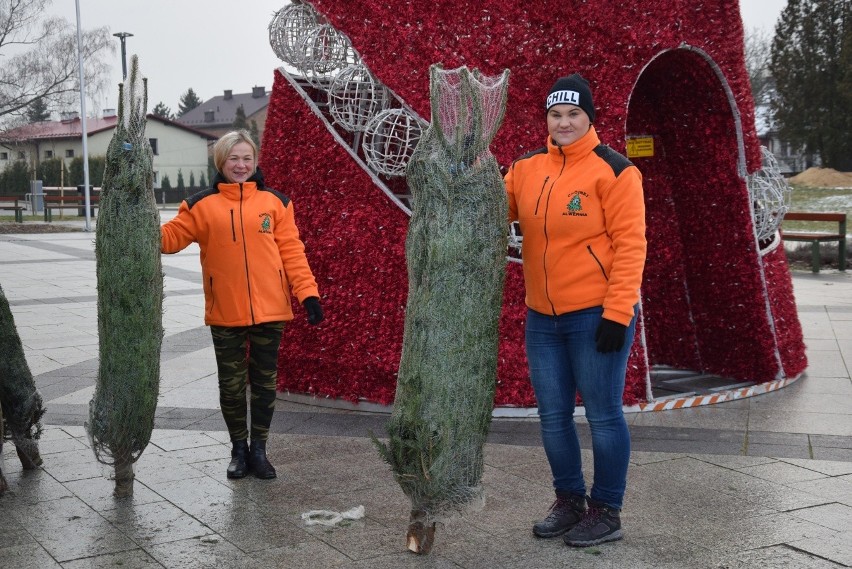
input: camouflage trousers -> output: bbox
[210,321,285,442]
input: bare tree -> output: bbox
[0,0,114,126]
[744,26,773,104]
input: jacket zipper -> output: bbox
[587,245,609,281]
[238,183,256,324]
[534,176,549,216]
[230,209,236,242]
[543,149,567,315]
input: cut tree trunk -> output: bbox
[16,444,42,469]
[406,509,436,554]
[113,459,134,497]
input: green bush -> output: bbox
[0,161,32,195]
[68,155,106,187]
[37,158,68,187]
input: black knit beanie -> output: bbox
[545,73,595,122]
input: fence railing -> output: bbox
[9,184,208,215]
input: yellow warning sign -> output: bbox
[627,137,654,158]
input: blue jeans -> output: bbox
[525,305,636,510]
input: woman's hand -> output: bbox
[303,297,324,325]
[594,318,627,353]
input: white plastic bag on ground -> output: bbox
[301,505,365,526]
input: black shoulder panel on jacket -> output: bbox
[512,146,548,167]
[260,187,291,207]
[593,145,633,177]
[185,188,219,209]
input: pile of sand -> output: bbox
[788,167,852,188]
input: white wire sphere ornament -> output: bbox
[362,108,425,177]
[747,146,792,242]
[293,23,359,88]
[268,3,320,67]
[327,64,390,132]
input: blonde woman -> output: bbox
[161,130,323,479]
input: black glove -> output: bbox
[303,296,324,325]
[594,318,627,353]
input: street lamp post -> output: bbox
[75,0,92,231]
[113,32,133,80]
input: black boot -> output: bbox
[563,497,623,547]
[226,439,249,479]
[248,439,277,479]
[533,492,586,538]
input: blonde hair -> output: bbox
[212,130,258,175]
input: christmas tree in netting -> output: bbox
[88,55,164,497]
[374,64,510,554]
[0,401,5,495]
[0,281,45,476]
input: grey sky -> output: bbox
[52,0,787,118]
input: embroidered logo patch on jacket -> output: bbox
[259,212,272,233]
[564,191,589,217]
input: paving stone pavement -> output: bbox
[1,216,851,568]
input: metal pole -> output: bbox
[75,0,91,232]
[113,32,133,80]
[120,40,127,80]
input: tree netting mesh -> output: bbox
[0,282,45,469]
[0,401,5,494]
[374,64,510,553]
[88,55,164,496]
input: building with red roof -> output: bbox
[0,110,216,189]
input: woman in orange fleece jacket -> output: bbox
[505,74,646,547]
[161,130,323,480]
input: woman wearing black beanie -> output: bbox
[504,73,647,547]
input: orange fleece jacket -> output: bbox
[161,178,319,327]
[505,127,646,326]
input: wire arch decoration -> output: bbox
[293,23,360,88]
[328,63,391,132]
[748,146,792,245]
[362,108,426,177]
[268,2,321,68]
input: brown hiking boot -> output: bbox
[533,493,586,538]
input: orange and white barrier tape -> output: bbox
[624,373,803,414]
[283,372,804,418]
